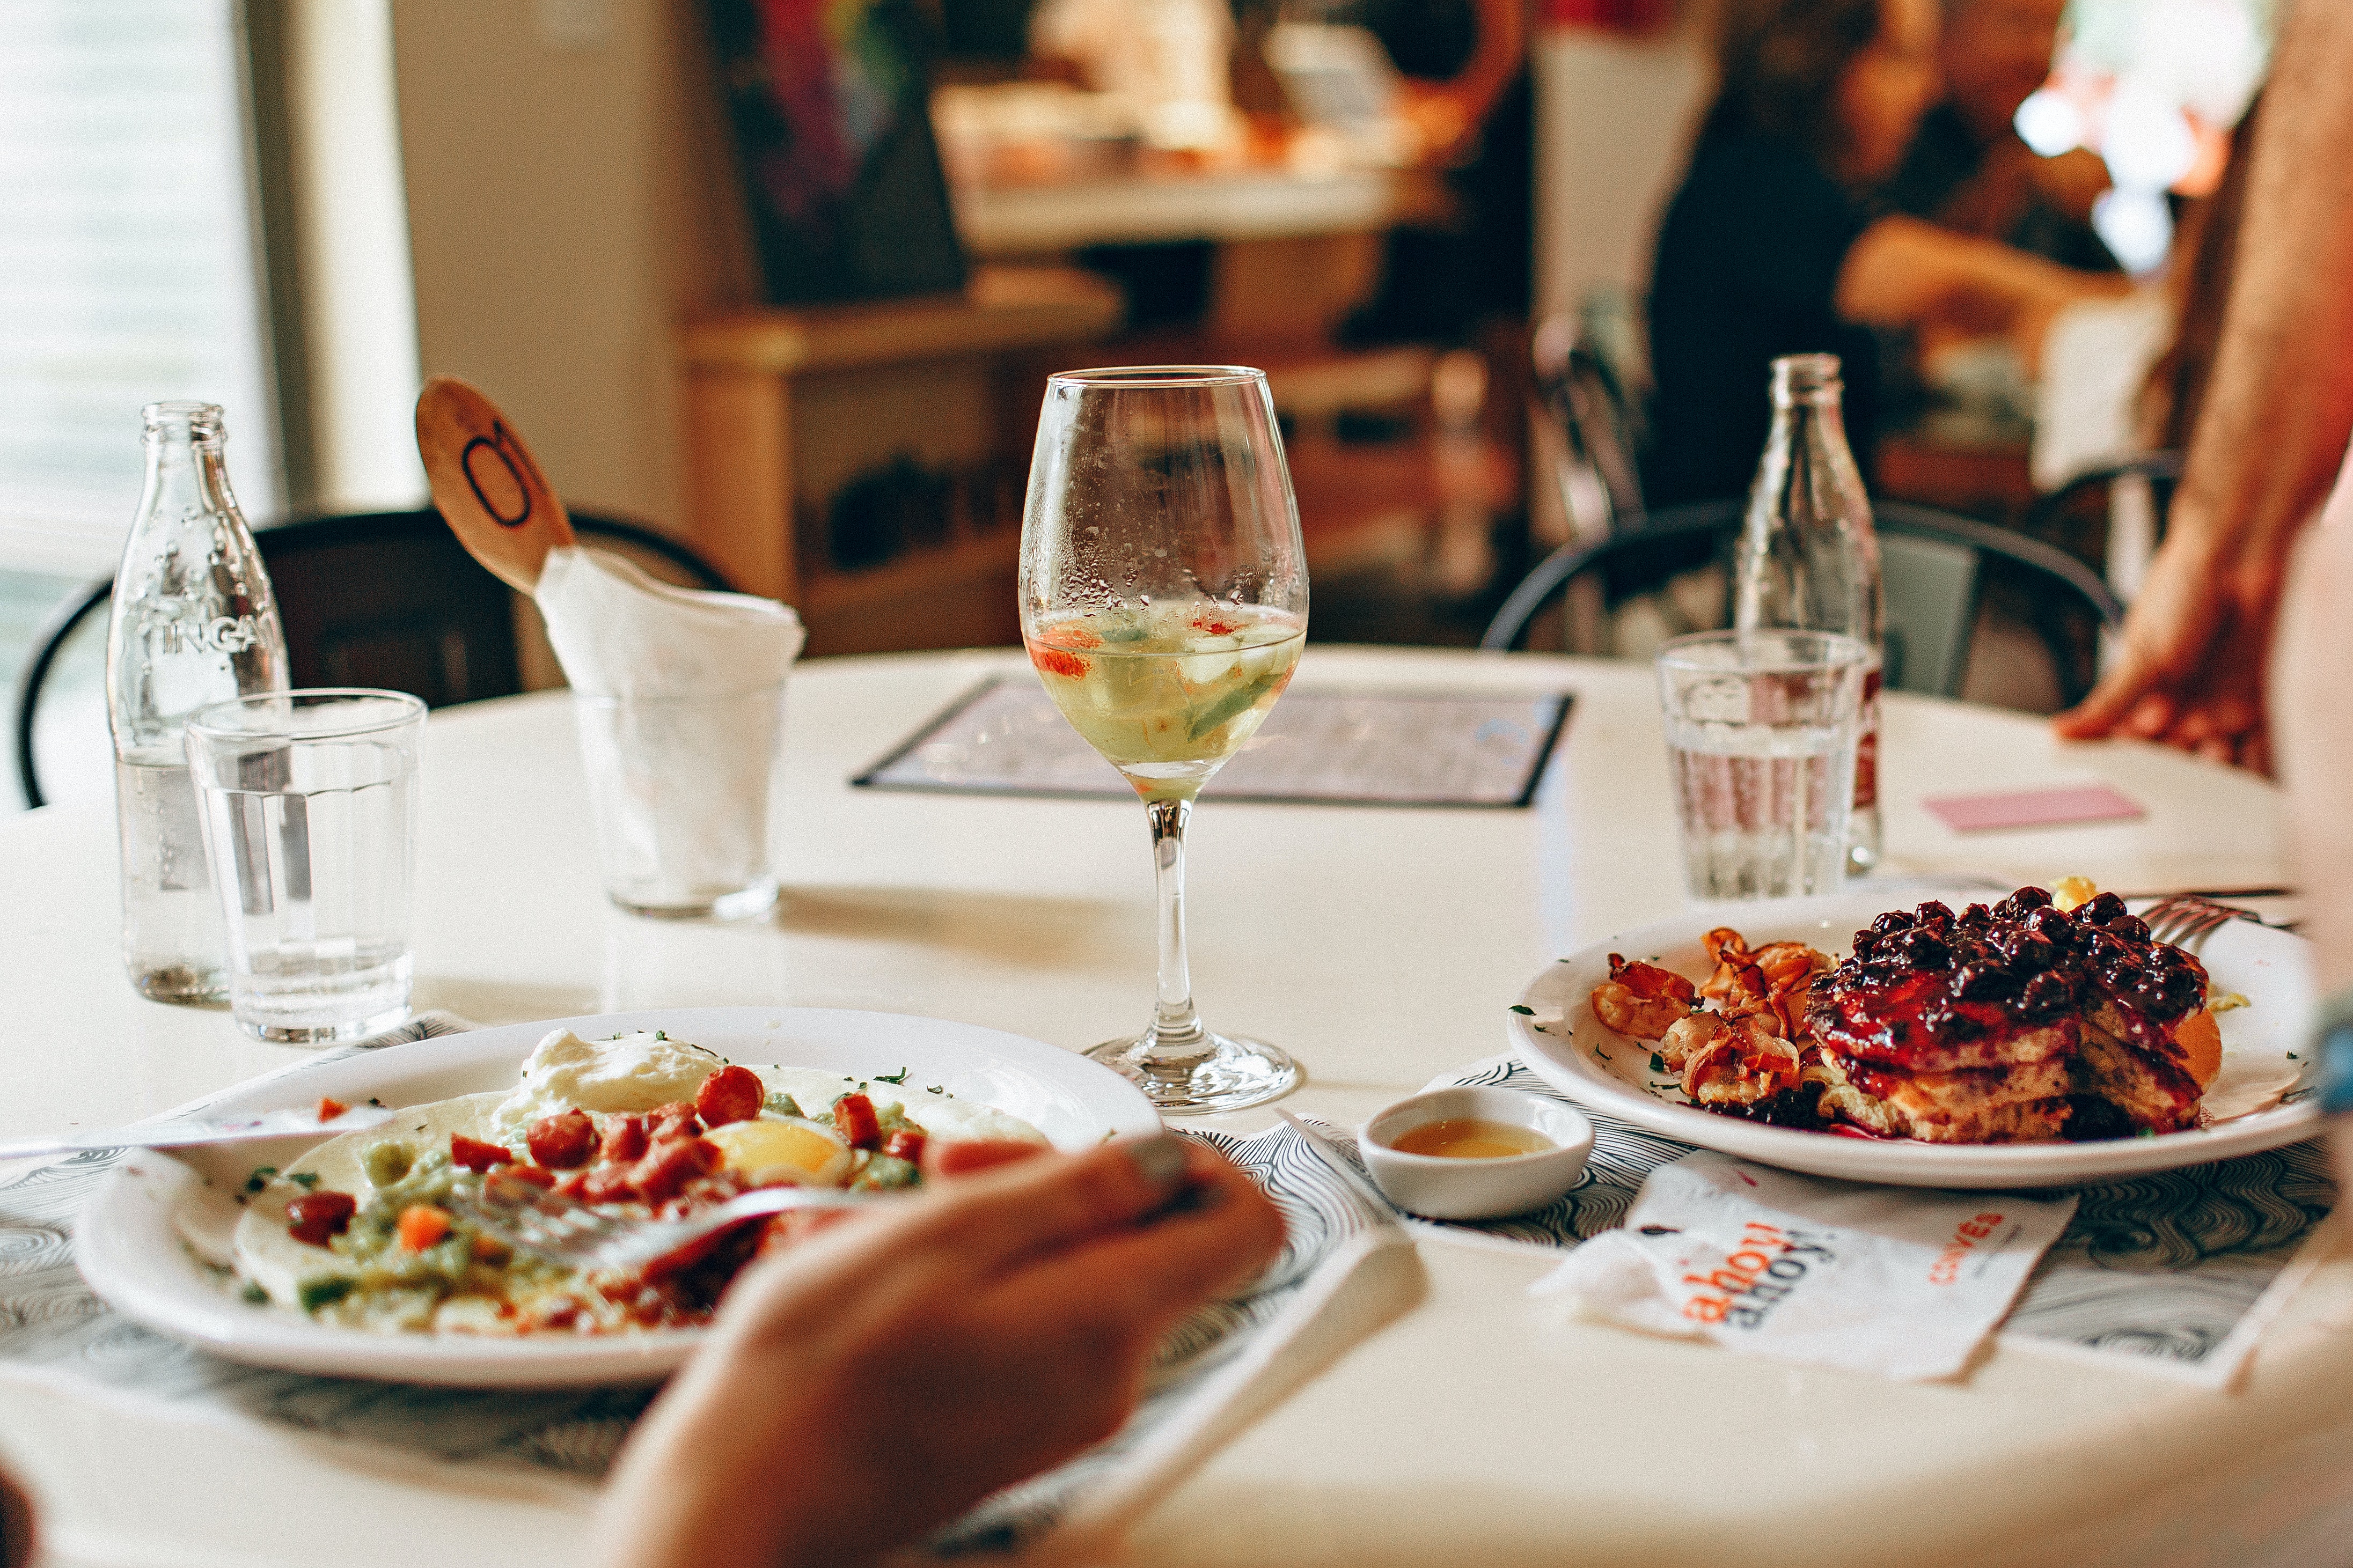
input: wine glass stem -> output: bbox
[1146,796,1207,1055]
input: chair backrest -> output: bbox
[13,506,732,810]
[2019,450,2182,599]
[1531,315,1646,537]
[1479,499,2123,706]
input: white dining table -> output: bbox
[3,644,2345,1568]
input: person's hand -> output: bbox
[590,1133,1284,1568]
[2052,505,2278,772]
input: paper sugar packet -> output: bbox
[1530,1152,2077,1380]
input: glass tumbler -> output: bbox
[1656,631,1871,901]
[184,689,426,1043]
[574,683,786,920]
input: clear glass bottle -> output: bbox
[1732,354,1883,876]
[106,402,289,1004]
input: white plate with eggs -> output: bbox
[72,1007,1159,1387]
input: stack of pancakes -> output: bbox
[1802,888,2218,1144]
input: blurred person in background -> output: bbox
[1884,0,2117,271]
[1339,0,1530,348]
[1646,0,2126,505]
[2056,0,2353,772]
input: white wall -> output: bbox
[1531,24,1710,322]
[388,0,753,536]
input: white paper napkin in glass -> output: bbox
[536,545,803,698]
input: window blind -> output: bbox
[0,0,279,576]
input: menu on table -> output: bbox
[855,678,1574,808]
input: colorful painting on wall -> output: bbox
[704,0,969,304]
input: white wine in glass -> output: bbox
[1020,366,1309,1113]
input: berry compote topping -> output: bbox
[1808,887,2208,1068]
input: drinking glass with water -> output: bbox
[1656,631,1871,901]
[184,690,426,1043]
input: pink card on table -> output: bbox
[1924,784,2145,833]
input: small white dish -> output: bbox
[1359,1086,1594,1219]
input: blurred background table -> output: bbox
[4,645,2340,1568]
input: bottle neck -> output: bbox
[135,429,242,538]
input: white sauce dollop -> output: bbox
[494,1028,719,1132]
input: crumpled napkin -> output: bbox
[1530,1151,2077,1381]
[536,544,802,697]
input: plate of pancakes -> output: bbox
[1509,885,2317,1188]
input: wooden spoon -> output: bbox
[415,375,576,591]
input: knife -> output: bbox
[0,1102,395,1162]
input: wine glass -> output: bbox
[1019,366,1310,1113]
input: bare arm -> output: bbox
[1401,0,1524,159]
[2055,0,2353,764]
[1836,215,2127,373]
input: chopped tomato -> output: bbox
[631,1137,722,1204]
[471,1233,510,1262]
[1037,624,1102,650]
[578,1166,636,1205]
[882,1127,927,1164]
[501,1165,557,1190]
[1028,645,1088,680]
[317,1096,349,1122]
[527,1108,595,1168]
[833,1093,881,1149]
[285,1190,356,1247]
[396,1205,452,1252]
[647,1100,703,1141]
[1190,615,1237,636]
[599,1113,649,1164]
[695,1065,764,1128]
[450,1133,514,1172]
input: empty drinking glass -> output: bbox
[1656,631,1870,901]
[184,689,426,1042]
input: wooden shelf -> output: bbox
[678,265,1119,638]
[680,266,1123,377]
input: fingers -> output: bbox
[927,1139,1049,1178]
[990,1148,1286,1335]
[888,1133,1199,1282]
[2052,666,2164,740]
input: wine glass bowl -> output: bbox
[1019,366,1308,1113]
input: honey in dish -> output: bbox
[1388,1117,1554,1160]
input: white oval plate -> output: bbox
[1507,890,2319,1188]
[75,1007,1160,1386]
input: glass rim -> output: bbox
[185,687,428,742]
[1046,364,1267,389]
[1654,629,1874,675]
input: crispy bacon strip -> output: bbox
[1684,1015,1805,1106]
[1592,953,1698,1040]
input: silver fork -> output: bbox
[2137,893,2264,949]
[453,1171,881,1273]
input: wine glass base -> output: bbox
[1084,1032,1302,1115]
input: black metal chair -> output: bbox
[13,509,731,809]
[1479,499,2124,704]
[2020,449,2183,589]
[1531,314,1646,536]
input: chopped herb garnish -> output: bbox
[1650,1053,1666,1074]
[366,1097,384,1107]
[241,1282,269,1305]
[925,1085,949,1096]
[654,1030,668,1040]
[289,1172,320,1189]
[2286,1051,2300,1061]
[243,1166,278,1194]
[876,1068,912,1085]
[1533,1024,1551,1034]
[1508,1005,1535,1016]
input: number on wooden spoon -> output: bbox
[414,375,576,591]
